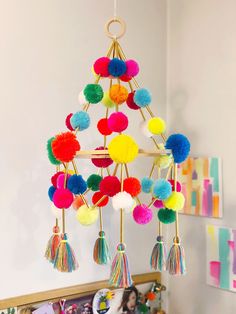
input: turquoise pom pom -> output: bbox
[141,177,154,193]
[153,179,172,200]
[70,111,90,131]
[165,133,190,163]
[67,174,87,194]
[134,88,152,107]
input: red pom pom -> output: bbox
[94,57,110,77]
[92,191,109,207]
[168,179,182,192]
[126,91,139,110]
[65,113,74,131]
[99,176,121,197]
[51,171,64,188]
[123,177,141,197]
[108,112,128,133]
[120,74,132,82]
[97,118,112,136]
[53,188,74,209]
[91,146,113,168]
[52,132,80,163]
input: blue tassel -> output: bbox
[93,231,111,265]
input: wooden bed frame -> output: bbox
[0,272,161,310]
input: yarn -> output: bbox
[48,186,56,201]
[152,179,172,200]
[123,177,141,197]
[93,57,110,77]
[165,134,191,163]
[51,171,64,187]
[52,132,80,163]
[53,188,74,209]
[147,117,166,135]
[125,59,139,77]
[91,146,113,168]
[84,84,104,104]
[65,113,74,131]
[133,88,152,107]
[47,137,61,165]
[99,176,121,197]
[72,195,85,210]
[109,84,128,104]
[150,236,166,271]
[108,58,127,77]
[45,225,60,263]
[153,199,164,209]
[167,238,186,275]
[126,91,139,110]
[108,134,139,164]
[93,231,111,265]
[108,112,128,133]
[158,208,176,224]
[97,118,112,136]
[102,91,115,108]
[70,111,90,131]
[67,174,87,194]
[57,173,71,189]
[76,204,99,225]
[92,191,109,207]
[141,177,154,193]
[163,191,185,211]
[120,74,132,82]
[168,179,182,192]
[87,174,103,191]
[133,204,153,225]
[112,191,134,211]
[78,90,87,105]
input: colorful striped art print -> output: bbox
[206,225,236,292]
[178,157,222,217]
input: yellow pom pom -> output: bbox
[108,134,139,163]
[76,204,99,225]
[109,84,128,104]
[147,117,166,135]
[154,143,172,169]
[163,191,185,211]
[102,91,115,108]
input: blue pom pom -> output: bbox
[141,177,154,193]
[165,133,190,163]
[108,58,127,77]
[70,111,90,131]
[48,186,56,201]
[67,174,87,194]
[134,88,152,107]
[153,179,172,200]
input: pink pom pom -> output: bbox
[152,198,164,209]
[94,57,110,77]
[53,188,74,209]
[57,173,71,189]
[126,92,139,110]
[125,60,139,77]
[108,112,128,133]
[65,113,74,131]
[133,204,153,225]
[91,146,113,168]
[168,179,182,192]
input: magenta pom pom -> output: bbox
[168,179,182,192]
[91,146,113,168]
[65,113,74,131]
[153,199,164,209]
[133,204,153,225]
[57,173,71,189]
[125,60,139,77]
[93,57,110,77]
[53,188,74,209]
[108,112,128,133]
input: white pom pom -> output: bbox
[124,198,136,213]
[50,204,61,219]
[140,121,152,138]
[78,90,87,105]
[112,191,134,211]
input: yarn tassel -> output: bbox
[45,224,61,263]
[93,231,111,265]
[166,237,186,275]
[150,236,167,271]
[109,243,133,288]
[54,233,79,272]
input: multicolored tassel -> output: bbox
[45,224,61,263]
[166,237,186,275]
[150,235,166,271]
[54,233,79,272]
[109,243,133,288]
[93,231,111,265]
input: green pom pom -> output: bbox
[84,84,104,104]
[47,137,61,165]
[87,174,102,191]
[158,208,176,224]
[138,304,149,313]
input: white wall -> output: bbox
[167,0,236,313]
[0,0,167,299]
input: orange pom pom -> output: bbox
[146,291,156,301]
[109,84,128,105]
[72,195,85,210]
[52,132,80,162]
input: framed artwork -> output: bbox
[178,157,222,217]
[206,225,236,292]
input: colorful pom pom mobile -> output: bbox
[46,17,190,285]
